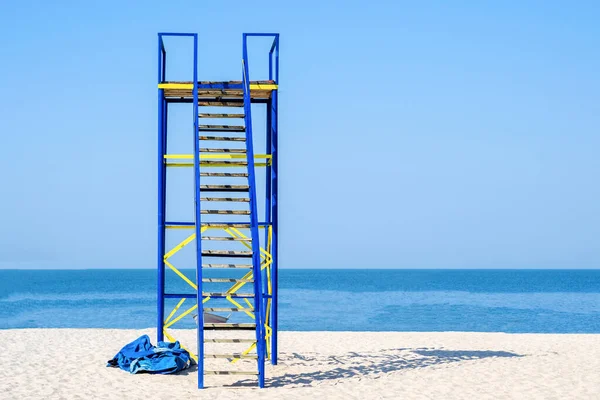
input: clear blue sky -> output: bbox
[0,1,599,269]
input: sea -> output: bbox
[1,269,599,333]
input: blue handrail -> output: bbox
[242,55,266,388]
[190,34,203,390]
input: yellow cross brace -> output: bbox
[161,225,274,360]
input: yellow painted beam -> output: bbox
[165,298,186,324]
[166,162,270,168]
[158,83,193,89]
[158,83,278,90]
[166,224,272,229]
[250,84,278,90]
[164,260,197,290]
[164,154,271,160]
[163,329,198,362]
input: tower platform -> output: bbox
[158,81,277,100]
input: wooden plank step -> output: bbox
[205,338,256,343]
[202,278,253,283]
[199,101,244,107]
[197,80,275,85]
[202,250,253,258]
[199,125,245,132]
[204,323,256,330]
[200,148,246,153]
[200,185,249,192]
[200,210,250,215]
[205,371,258,375]
[202,236,251,242]
[203,264,252,269]
[201,197,250,202]
[204,308,254,312]
[203,293,254,298]
[205,354,258,359]
[198,89,243,96]
[200,160,248,167]
[199,113,245,119]
[201,223,250,228]
[199,136,246,142]
[200,172,248,177]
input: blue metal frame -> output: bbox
[157,32,279,389]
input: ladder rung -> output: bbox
[199,125,246,132]
[201,197,250,202]
[199,113,245,119]
[201,223,251,228]
[199,101,244,107]
[199,136,246,142]
[203,264,252,269]
[205,338,256,343]
[198,89,241,96]
[202,278,254,283]
[204,323,256,329]
[202,250,253,258]
[200,161,248,167]
[202,236,252,242]
[205,354,258,359]
[205,371,258,375]
[200,172,248,177]
[204,308,254,312]
[200,185,249,192]
[203,293,254,298]
[200,148,246,153]
[202,236,251,242]
[201,210,250,215]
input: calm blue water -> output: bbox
[1,269,599,332]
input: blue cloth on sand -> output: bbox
[107,335,192,374]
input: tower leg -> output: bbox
[271,89,279,364]
[157,35,166,343]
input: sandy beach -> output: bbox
[0,329,598,399]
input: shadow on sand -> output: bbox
[221,348,522,388]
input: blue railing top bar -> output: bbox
[243,33,280,83]
[159,33,279,85]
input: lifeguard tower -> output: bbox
[156,32,279,388]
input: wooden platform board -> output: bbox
[159,80,277,100]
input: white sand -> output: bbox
[0,329,598,399]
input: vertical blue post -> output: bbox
[270,35,279,365]
[275,35,279,83]
[270,91,278,365]
[157,34,166,343]
[268,50,273,81]
[190,34,204,390]
[242,34,266,388]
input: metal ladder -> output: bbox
[194,63,266,387]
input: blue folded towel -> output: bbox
[107,334,192,374]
